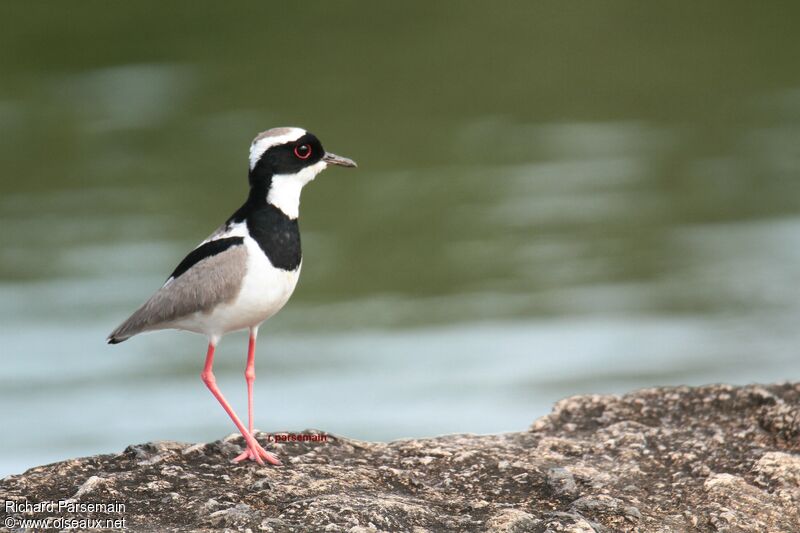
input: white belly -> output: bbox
[175,237,300,338]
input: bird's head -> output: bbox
[247,127,356,218]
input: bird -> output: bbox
[107,127,357,465]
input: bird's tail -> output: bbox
[106,333,130,344]
[107,313,146,344]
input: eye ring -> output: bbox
[294,144,312,160]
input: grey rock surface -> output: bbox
[2,383,800,532]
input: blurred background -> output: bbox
[2,2,800,476]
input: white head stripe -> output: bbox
[248,127,306,170]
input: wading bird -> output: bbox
[108,127,357,465]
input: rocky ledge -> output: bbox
[3,384,800,532]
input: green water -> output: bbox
[2,3,800,475]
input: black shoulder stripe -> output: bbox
[168,237,245,281]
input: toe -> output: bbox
[231,440,280,466]
[260,450,281,465]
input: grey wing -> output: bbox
[107,241,248,343]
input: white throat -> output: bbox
[266,161,327,219]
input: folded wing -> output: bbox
[107,237,247,343]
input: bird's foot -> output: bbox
[233,435,281,466]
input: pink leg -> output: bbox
[201,339,280,466]
[246,328,257,435]
[233,327,274,463]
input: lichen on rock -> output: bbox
[2,384,800,532]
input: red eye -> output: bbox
[294,144,312,160]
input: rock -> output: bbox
[71,475,107,499]
[570,494,641,522]
[2,384,800,532]
[546,467,578,498]
[536,512,600,533]
[205,502,262,529]
[484,508,538,532]
[754,451,800,489]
